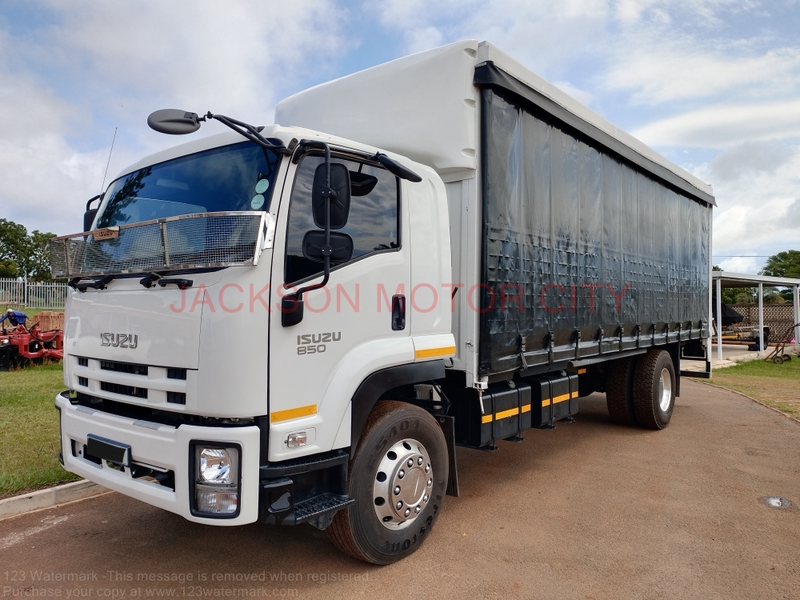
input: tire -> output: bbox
[773,355,784,364]
[632,350,676,430]
[606,356,638,426]
[326,400,449,564]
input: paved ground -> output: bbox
[681,342,800,373]
[2,380,798,600]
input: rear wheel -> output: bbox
[326,400,448,564]
[606,356,638,426]
[633,350,675,430]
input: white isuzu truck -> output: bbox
[51,40,714,564]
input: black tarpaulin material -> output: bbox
[478,87,711,377]
[713,303,745,327]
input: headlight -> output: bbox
[198,447,234,484]
[191,444,241,517]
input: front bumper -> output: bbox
[56,392,261,525]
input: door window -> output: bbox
[285,155,400,283]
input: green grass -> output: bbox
[0,362,79,498]
[707,354,800,419]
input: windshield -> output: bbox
[95,142,281,228]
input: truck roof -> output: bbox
[276,40,714,206]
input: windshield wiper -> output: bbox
[139,273,161,288]
[70,275,116,292]
[140,273,193,290]
[158,278,193,290]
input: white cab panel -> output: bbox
[276,41,480,178]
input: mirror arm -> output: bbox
[86,194,103,212]
[207,113,290,155]
[372,152,422,183]
[282,142,334,327]
[295,142,334,300]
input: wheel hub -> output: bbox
[373,438,433,530]
[658,367,672,412]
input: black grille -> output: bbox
[100,381,147,398]
[167,368,187,380]
[167,392,186,405]
[78,377,88,387]
[100,361,148,376]
[78,357,88,367]
[73,392,255,427]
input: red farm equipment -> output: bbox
[0,314,64,370]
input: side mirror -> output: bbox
[147,109,202,135]
[281,294,305,328]
[301,231,354,264]
[350,171,378,196]
[312,163,350,230]
[83,208,98,232]
[84,194,102,232]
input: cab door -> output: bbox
[267,152,411,462]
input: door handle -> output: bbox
[391,294,406,331]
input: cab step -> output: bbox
[295,493,354,529]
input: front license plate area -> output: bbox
[87,434,131,467]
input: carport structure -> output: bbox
[712,271,800,361]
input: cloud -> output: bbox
[784,198,800,229]
[614,0,760,28]
[706,141,793,181]
[551,81,595,107]
[406,27,446,54]
[0,56,105,234]
[367,0,610,77]
[705,143,800,266]
[716,256,762,274]
[38,0,349,124]
[603,44,800,106]
[0,0,349,236]
[632,100,800,147]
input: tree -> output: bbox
[764,291,786,304]
[760,250,800,279]
[0,219,27,278]
[760,250,800,303]
[0,218,57,281]
[0,258,18,278]
[712,265,740,304]
[27,230,57,281]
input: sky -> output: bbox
[1,0,799,275]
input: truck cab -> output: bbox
[53,125,455,563]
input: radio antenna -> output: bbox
[100,127,118,195]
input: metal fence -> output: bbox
[0,278,68,309]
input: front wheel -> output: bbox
[326,400,449,564]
